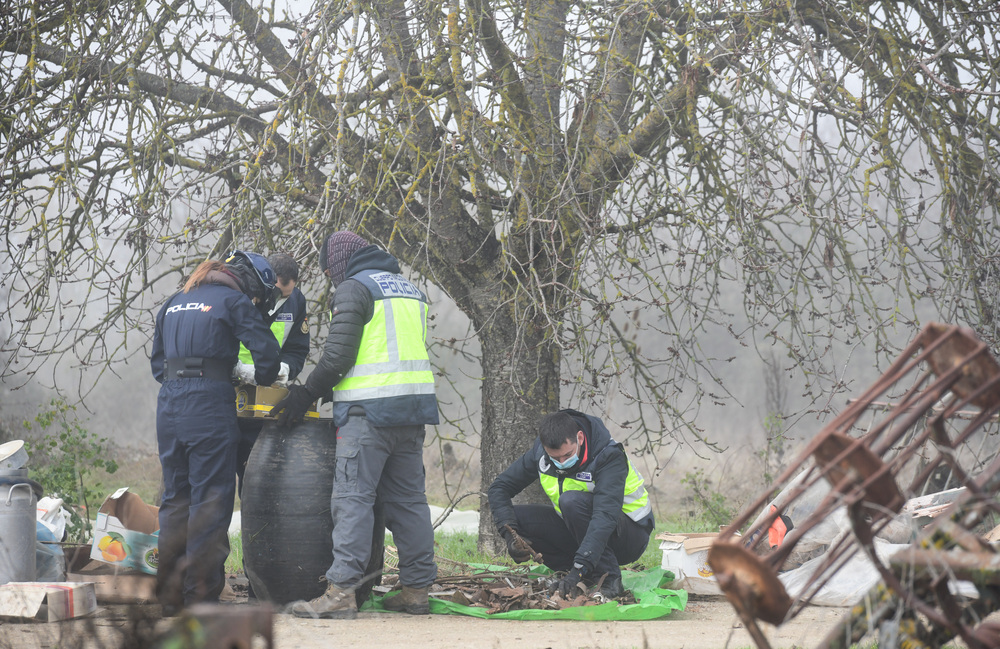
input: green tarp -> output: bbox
[366,567,687,621]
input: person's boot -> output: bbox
[219,581,237,603]
[382,585,431,615]
[288,584,358,619]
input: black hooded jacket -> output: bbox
[488,409,654,572]
[303,245,398,399]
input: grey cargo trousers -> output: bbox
[326,414,438,589]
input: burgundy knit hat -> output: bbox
[321,230,369,286]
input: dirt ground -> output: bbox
[6,596,850,649]
[273,598,848,649]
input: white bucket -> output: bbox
[0,440,28,470]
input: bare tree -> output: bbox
[2,0,998,545]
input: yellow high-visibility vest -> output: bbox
[331,271,436,403]
[538,451,651,522]
[238,316,292,364]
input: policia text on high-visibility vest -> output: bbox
[331,271,435,403]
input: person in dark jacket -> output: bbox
[150,252,281,615]
[272,231,439,619]
[488,409,654,599]
[233,252,310,498]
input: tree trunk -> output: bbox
[476,304,560,553]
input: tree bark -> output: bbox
[475,298,560,552]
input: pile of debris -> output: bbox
[379,559,634,613]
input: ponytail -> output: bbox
[183,260,227,293]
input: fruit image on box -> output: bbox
[89,488,160,575]
[97,533,128,562]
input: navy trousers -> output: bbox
[235,417,264,499]
[156,380,238,609]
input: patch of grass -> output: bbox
[393,529,513,576]
[226,531,244,574]
[226,517,710,577]
[226,528,511,576]
[90,452,162,506]
[631,533,665,572]
[436,530,510,568]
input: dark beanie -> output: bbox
[320,230,369,286]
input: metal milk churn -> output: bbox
[0,440,38,585]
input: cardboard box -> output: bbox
[67,571,157,604]
[0,582,98,621]
[657,532,723,596]
[67,548,158,604]
[90,488,160,575]
[234,384,320,419]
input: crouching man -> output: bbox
[487,409,654,598]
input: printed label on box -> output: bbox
[91,519,159,575]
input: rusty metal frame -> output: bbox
[707,323,1000,649]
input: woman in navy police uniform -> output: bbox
[150,252,280,614]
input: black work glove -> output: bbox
[270,385,315,427]
[548,564,585,598]
[500,526,532,563]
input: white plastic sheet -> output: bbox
[779,538,978,606]
[779,538,905,606]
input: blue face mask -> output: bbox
[551,453,579,470]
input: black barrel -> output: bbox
[242,419,384,606]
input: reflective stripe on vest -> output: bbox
[537,452,652,523]
[238,318,290,364]
[331,295,435,402]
